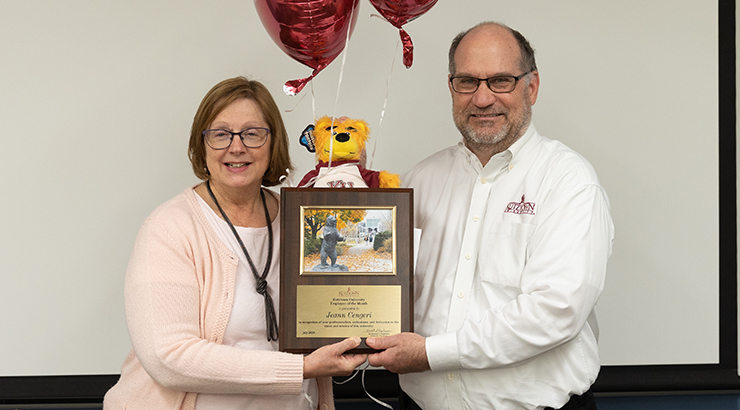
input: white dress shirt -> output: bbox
[400,124,614,410]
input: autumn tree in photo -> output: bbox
[303,209,367,240]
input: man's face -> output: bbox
[450,26,539,153]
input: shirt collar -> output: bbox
[507,123,536,159]
[456,123,538,173]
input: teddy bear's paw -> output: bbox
[379,171,401,188]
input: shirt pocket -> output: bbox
[477,221,534,287]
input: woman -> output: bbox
[104,77,367,409]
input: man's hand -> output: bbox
[366,333,430,374]
[303,337,368,379]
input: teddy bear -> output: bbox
[298,116,401,188]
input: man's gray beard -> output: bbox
[454,107,531,153]
[457,122,509,146]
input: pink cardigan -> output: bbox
[104,187,333,410]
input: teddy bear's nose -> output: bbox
[335,133,350,143]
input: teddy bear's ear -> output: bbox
[315,116,332,130]
[353,119,371,135]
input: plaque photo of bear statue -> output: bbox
[313,215,348,272]
[301,208,395,275]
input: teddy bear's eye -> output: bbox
[325,126,335,131]
[346,127,356,132]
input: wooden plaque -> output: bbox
[279,188,414,353]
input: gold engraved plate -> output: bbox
[296,285,401,338]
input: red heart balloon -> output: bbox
[255,0,361,95]
[369,0,438,68]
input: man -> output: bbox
[366,21,614,410]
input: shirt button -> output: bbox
[448,373,455,380]
[458,292,465,298]
[472,216,479,222]
[465,253,472,260]
[509,163,514,170]
[481,177,487,184]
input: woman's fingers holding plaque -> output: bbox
[303,337,368,379]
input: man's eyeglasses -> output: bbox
[202,127,270,150]
[449,72,531,94]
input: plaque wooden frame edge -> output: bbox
[279,187,414,354]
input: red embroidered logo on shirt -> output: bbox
[505,195,535,215]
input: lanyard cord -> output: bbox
[206,181,278,341]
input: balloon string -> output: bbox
[361,366,394,409]
[332,363,393,409]
[311,81,316,124]
[279,168,293,187]
[283,89,309,113]
[327,1,356,171]
[367,36,400,170]
[369,13,389,24]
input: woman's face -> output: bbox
[205,98,271,193]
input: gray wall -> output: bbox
[0,0,720,376]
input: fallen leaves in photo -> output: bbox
[303,247,393,272]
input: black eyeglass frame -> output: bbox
[202,127,270,150]
[449,71,531,94]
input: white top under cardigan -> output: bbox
[195,191,318,410]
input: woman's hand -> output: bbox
[303,337,368,379]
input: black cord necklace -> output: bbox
[206,180,278,341]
